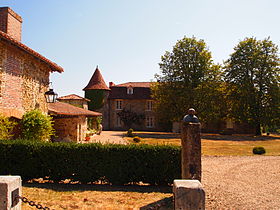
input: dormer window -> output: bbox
[127,87,133,95]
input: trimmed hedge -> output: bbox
[0,140,181,185]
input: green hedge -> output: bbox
[0,140,181,185]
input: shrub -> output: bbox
[133,136,141,143]
[22,110,54,141]
[0,140,181,185]
[253,146,266,155]
[0,115,17,139]
[127,128,135,137]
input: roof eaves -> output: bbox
[0,31,63,73]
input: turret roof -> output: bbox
[83,67,110,91]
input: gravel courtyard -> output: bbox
[202,156,280,210]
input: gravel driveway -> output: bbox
[202,156,280,210]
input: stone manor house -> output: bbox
[82,67,159,131]
[0,7,254,139]
[0,7,101,142]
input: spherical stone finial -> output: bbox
[183,108,199,123]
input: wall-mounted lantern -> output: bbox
[44,83,58,103]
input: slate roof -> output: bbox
[0,30,63,73]
[83,67,110,90]
[57,94,90,102]
[108,82,153,100]
[48,101,101,116]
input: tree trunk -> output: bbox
[255,123,261,136]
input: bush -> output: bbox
[0,115,17,139]
[253,146,266,155]
[133,136,141,143]
[0,140,181,185]
[22,110,54,141]
[127,128,135,137]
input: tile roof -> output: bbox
[48,101,101,117]
[57,94,90,101]
[83,67,110,90]
[113,82,152,88]
[0,30,63,73]
[108,82,153,100]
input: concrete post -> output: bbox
[181,122,201,181]
[0,176,21,210]
[173,179,205,210]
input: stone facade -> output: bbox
[108,98,159,131]
[0,41,50,118]
[52,116,87,142]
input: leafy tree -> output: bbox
[117,109,144,129]
[22,109,55,141]
[224,37,280,135]
[152,36,226,127]
[0,115,17,139]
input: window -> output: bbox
[116,100,123,110]
[146,100,153,111]
[127,87,133,95]
[146,116,154,128]
[226,119,234,129]
[116,115,122,127]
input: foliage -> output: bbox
[133,136,141,143]
[117,109,144,129]
[0,115,17,140]
[22,110,54,141]
[152,36,226,127]
[88,116,102,132]
[224,37,280,135]
[127,128,135,137]
[252,146,266,155]
[0,140,181,185]
[85,90,106,111]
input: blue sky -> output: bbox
[1,0,280,96]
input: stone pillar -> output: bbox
[173,179,205,210]
[181,122,201,181]
[0,176,22,210]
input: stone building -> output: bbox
[48,101,101,142]
[107,82,159,131]
[0,7,63,118]
[57,94,90,109]
[0,7,103,142]
[83,68,160,131]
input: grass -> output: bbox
[22,183,172,210]
[125,132,280,156]
[21,131,280,209]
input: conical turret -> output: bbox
[83,66,110,111]
[83,66,110,91]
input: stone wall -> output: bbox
[0,40,50,118]
[108,99,160,131]
[52,116,87,142]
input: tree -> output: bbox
[22,110,55,141]
[117,109,144,129]
[224,37,280,135]
[152,36,226,128]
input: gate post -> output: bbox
[181,122,202,181]
[0,176,22,210]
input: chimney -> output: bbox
[0,7,22,41]
[109,82,115,88]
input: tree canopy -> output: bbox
[152,36,226,128]
[224,37,280,135]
